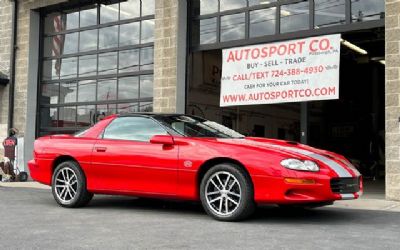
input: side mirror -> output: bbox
[150,135,175,145]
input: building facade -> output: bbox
[0,0,399,200]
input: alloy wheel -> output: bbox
[54,167,78,203]
[205,171,242,216]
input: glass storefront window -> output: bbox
[120,22,140,46]
[79,55,97,77]
[221,13,246,42]
[118,77,139,100]
[250,8,276,38]
[280,1,309,33]
[200,18,217,44]
[78,80,96,102]
[79,29,98,52]
[98,79,117,101]
[77,105,96,127]
[98,52,118,75]
[351,0,385,22]
[220,0,247,12]
[99,25,119,49]
[315,0,346,28]
[80,6,97,27]
[119,49,139,73]
[200,0,218,15]
[120,0,141,20]
[60,82,77,104]
[100,3,119,24]
[141,20,155,44]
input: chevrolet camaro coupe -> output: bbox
[28,113,362,221]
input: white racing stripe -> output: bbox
[266,144,353,178]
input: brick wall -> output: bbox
[153,0,179,113]
[385,0,400,200]
[0,0,12,156]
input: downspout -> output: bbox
[8,0,18,131]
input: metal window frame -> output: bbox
[37,1,155,136]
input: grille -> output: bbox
[330,177,360,194]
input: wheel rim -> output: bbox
[54,167,78,203]
[205,171,241,216]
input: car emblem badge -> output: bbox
[184,160,192,168]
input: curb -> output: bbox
[0,181,50,190]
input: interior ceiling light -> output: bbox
[341,39,368,55]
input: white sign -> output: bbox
[220,34,341,107]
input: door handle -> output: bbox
[95,147,107,152]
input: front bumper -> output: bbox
[253,175,363,204]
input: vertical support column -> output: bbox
[300,102,309,144]
[385,0,400,200]
[154,0,187,113]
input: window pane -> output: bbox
[140,47,154,71]
[120,0,140,20]
[248,0,277,6]
[142,0,155,16]
[221,13,246,42]
[199,18,217,44]
[119,49,139,73]
[120,22,140,46]
[98,78,117,101]
[79,54,97,77]
[40,107,58,128]
[118,103,139,113]
[200,0,218,15]
[103,117,166,141]
[139,102,153,112]
[44,10,79,34]
[140,75,153,98]
[250,8,276,38]
[99,25,119,49]
[79,29,98,52]
[315,0,345,28]
[80,6,97,27]
[60,82,77,104]
[45,33,79,57]
[77,105,95,127]
[351,0,385,22]
[99,52,118,75]
[100,3,119,24]
[60,57,77,79]
[220,0,247,12]
[41,83,59,105]
[118,76,139,100]
[141,20,154,43]
[78,80,96,102]
[280,1,309,33]
[59,106,76,127]
[97,104,117,121]
[42,59,58,80]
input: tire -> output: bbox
[200,163,255,221]
[52,160,93,208]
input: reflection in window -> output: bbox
[79,29,98,52]
[140,75,153,98]
[250,8,276,38]
[120,22,140,46]
[100,3,119,24]
[59,106,77,127]
[41,83,59,105]
[140,47,154,71]
[99,25,119,49]
[60,82,77,103]
[248,0,277,6]
[139,102,153,112]
[78,80,96,102]
[351,0,384,22]
[315,0,345,28]
[118,77,139,100]
[97,104,117,118]
[200,18,217,44]
[98,79,117,101]
[280,1,309,33]
[99,52,118,75]
[142,0,155,16]
[118,103,139,113]
[221,13,246,42]
[120,0,141,20]
[77,105,95,127]
[43,33,79,57]
[141,20,155,44]
[60,57,77,79]
[42,60,58,80]
[40,107,58,128]
[220,0,247,12]
[79,55,97,77]
[80,7,97,27]
[119,49,139,73]
[200,0,218,15]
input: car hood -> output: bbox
[208,137,360,178]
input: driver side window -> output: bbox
[103,117,168,142]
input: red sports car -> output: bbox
[28,114,362,221]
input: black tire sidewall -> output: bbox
[52,161,86,208]
[200,163,254,221]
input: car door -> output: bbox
[89,116,178,195]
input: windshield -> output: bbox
[155,115,244,138]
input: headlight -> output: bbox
[281,159,319,172]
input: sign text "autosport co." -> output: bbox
[220,34,341,107]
